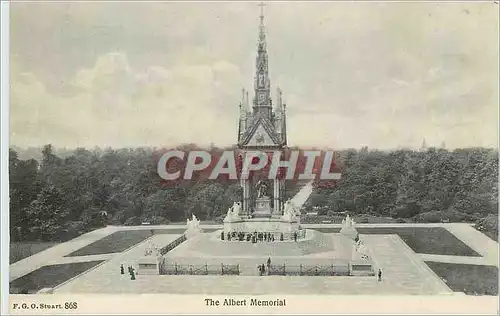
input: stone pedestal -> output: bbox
[254,196,272,218]
[224,217,299,235]
[137,256,161,275]
[185,228,202,240]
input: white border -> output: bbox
[1,1,499,315]
[1,1,10,315]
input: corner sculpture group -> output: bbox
[185,213,202,238]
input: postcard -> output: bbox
[3,1,499,315]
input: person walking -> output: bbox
[267,257,271,269]
[378,269,382,282]
[120,264,125,275]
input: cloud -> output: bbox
[9,2,499,149]
[10,52,243,148]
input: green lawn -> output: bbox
[10,242,60,264]
[65,228,217,257]
[313,227,480,256]
[10,261,104,294]
[313,228,342,233]
[143,228,218,234]
[425,262,498,296]
[65,230,155,257]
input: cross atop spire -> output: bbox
[253,1,270,109]
[257,2,267,48]
[258,1,266,24]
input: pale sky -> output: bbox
[9,1,499,149]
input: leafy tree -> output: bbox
[8,145,498,242]
[25,186,68,241]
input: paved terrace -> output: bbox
[10,223,498,294]
[55,234,451,295]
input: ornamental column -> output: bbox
[280,178,285,215]
[273,178,280,215]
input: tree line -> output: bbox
[9,145,498,242]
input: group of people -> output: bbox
[222,231,280,242]
[121,264,136,280]
[222,231,300,242]
[258,257,272,276]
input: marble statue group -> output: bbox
[224,202,242,222]
[185,213,202,238]
[281,199,300,222]
[342,214,356,228]
[144,240,160,257]
[255,180,269,198]
[339,214,370,261]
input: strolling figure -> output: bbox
[378,269,382,282]
[267,257,271,269]
[130,267,136,280]
[120,264,125,275]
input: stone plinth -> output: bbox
[350,263,375,276]
[253,197,272,218]
[137,256,160,275]
[223,217,299,235]
[185,227,202,240]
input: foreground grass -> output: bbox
[66,230,155,257]
[314,227,480,256]
[10,242,60,264]
[10,260,104,294]
[425,262,498,296]
[301,215,402,225]
[66,228,217,257]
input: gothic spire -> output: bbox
[258,1,267,52]
[254,2,271,109]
